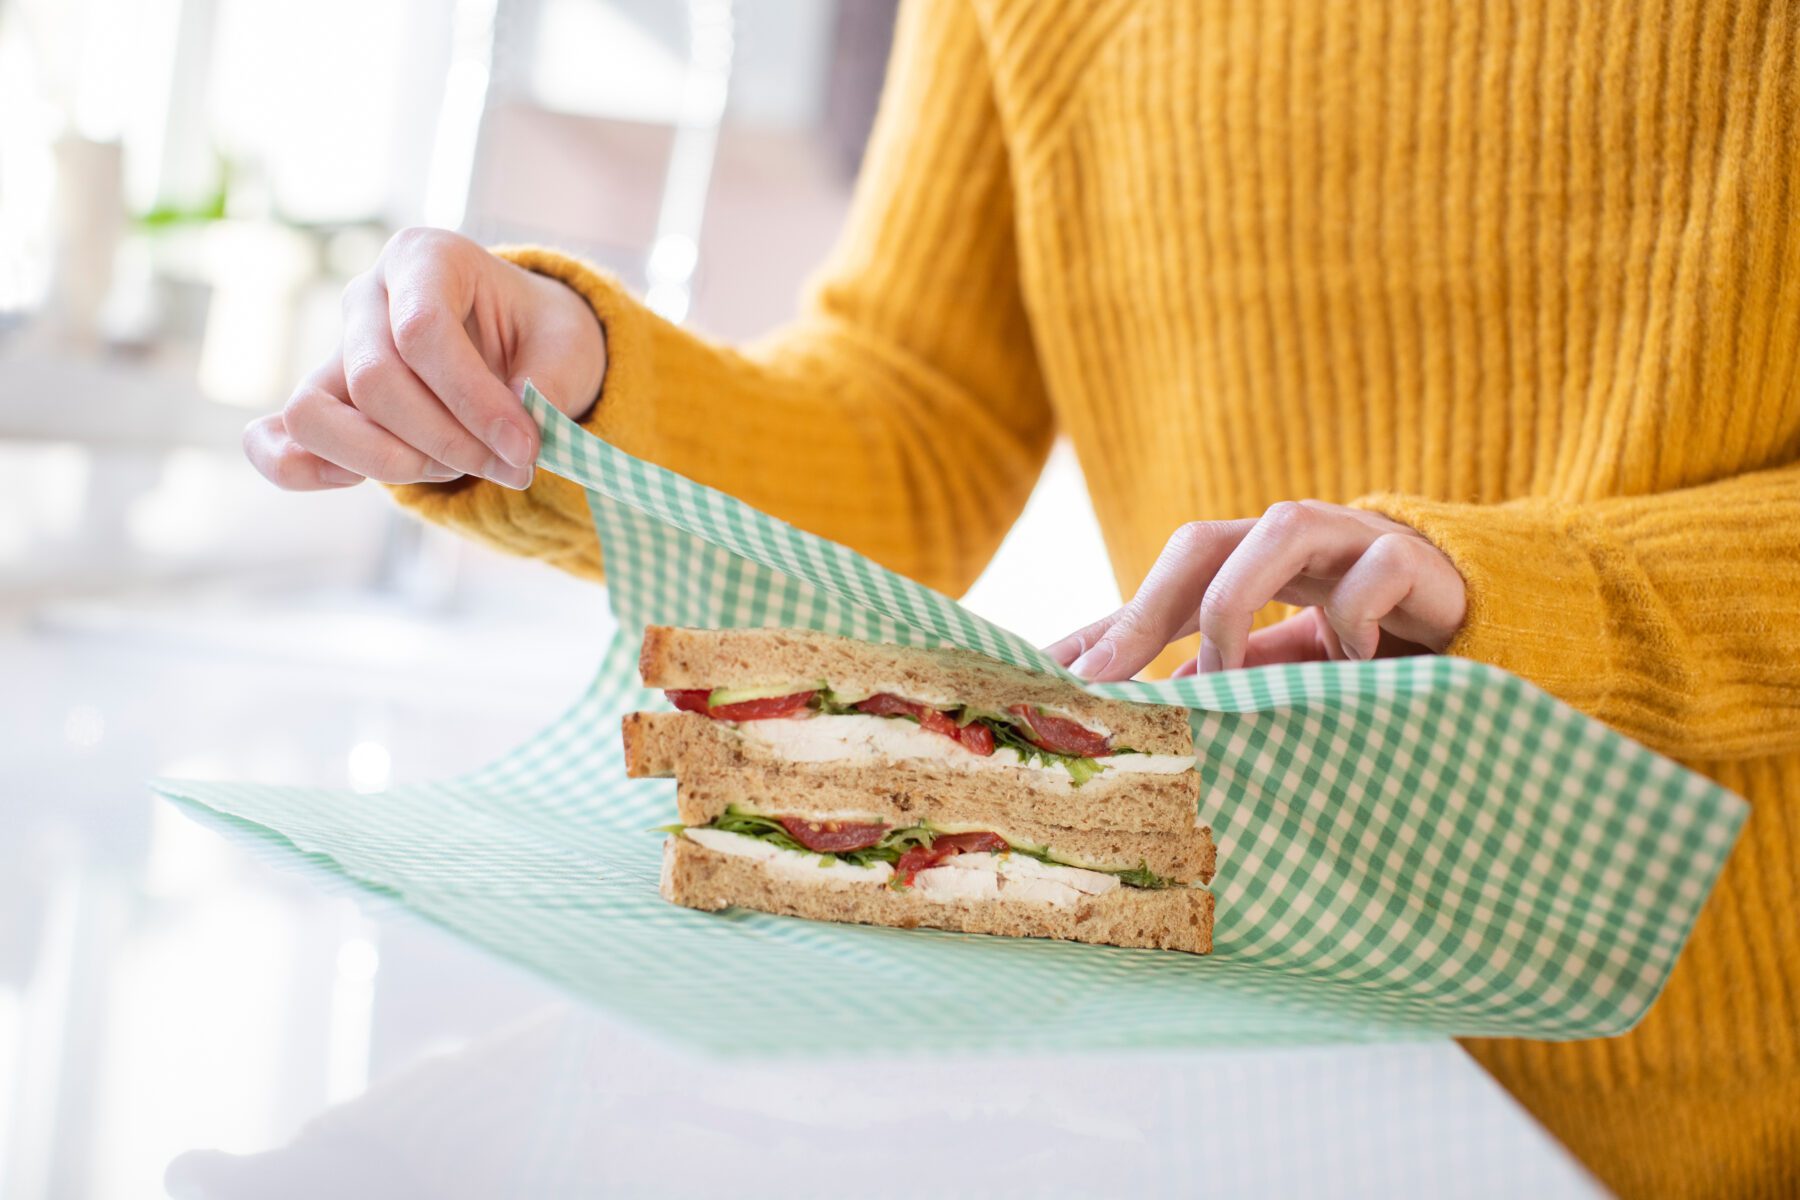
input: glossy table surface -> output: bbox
[2,590,1607,1199]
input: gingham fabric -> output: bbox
[152,385,1748,1055]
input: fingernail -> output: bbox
[483,456,533,490]
[423,463,461,482]
[1342,641,1366,662]
[488,419,533,469]
[1199,642,1222,673]
[318,464,361,486]
[1069,643,1114,678]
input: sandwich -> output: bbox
[623,626,1215,954]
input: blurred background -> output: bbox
[1,0,1109,608]
[0,1,1121,1195]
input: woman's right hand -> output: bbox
[244,228,607,492]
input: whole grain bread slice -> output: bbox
[639,626,1193,755]
[623,711,1204,836]
[661,836,1213,955]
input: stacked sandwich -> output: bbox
[623,627,1216,954]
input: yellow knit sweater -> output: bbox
[393,2,1800,1193]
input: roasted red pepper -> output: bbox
[855,694,996,756]
[777,817,888,853]
[664,689,817,720]
[894,830,1011,882]
[1008,704,1111,758]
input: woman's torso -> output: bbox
[982,0,1799,579]
[974,2,1799,1193]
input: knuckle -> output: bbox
[262,441,316,490]
[1165,522,1203,556]
[389,301,443,358]
[1259,500,1313,537]
[384,225,444,259]
[1166,519,1223,558]
[386,225,474,270]
[280,387,323,435]
[340,271,375,309]
[341,350,392,400]
[1365,532,1421,571]
[1102,609,1152,649]
[1198,578,1248,628]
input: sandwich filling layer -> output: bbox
[665,686,1196,786]
[736,716,1197,779]
[664,807,1179,894]
[681,828,1134,909]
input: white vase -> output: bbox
[46,135,125,348]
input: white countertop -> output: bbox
[1,594,1607,1199]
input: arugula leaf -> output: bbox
[711,808,809,853]
[1107,863,1179,889]
[983,718,1107,785]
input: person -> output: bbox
[244,2,1800,1194]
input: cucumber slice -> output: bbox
[705,681,824,706]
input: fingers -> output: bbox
[1050,500,1466,683]
[280,358,460,485]
[1198,502,1384,671]
[1065,519,1257,681]
[1242,610,1337,668]
[1320,532,1467,657]
[1149,611,1337,677]
[242,412,364,491]
[512,267,609,421]
[340,274,518,485]
[1046,613,1122,668]
[283,371,463,486]
[249,226,560,496]
[382,232,539,472]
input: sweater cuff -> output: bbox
[1350,493,1618,706]
[384,245,665,579]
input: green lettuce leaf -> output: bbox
[984,718,1106,785]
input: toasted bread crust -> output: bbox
[639,626,1194,755]
[622,711,1212,884]
[661,836,1213,955]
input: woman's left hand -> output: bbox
[1047,501,1468,681]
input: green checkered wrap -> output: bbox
[153,384,1747,1055]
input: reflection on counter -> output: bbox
[162,1005,1603,1199]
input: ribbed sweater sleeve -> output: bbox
[1357,465,1800,761]
[389,0,1051,596]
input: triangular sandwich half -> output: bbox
[624,626,1215,954]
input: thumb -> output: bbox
[511,275,608,422]
[507,345,604,425]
